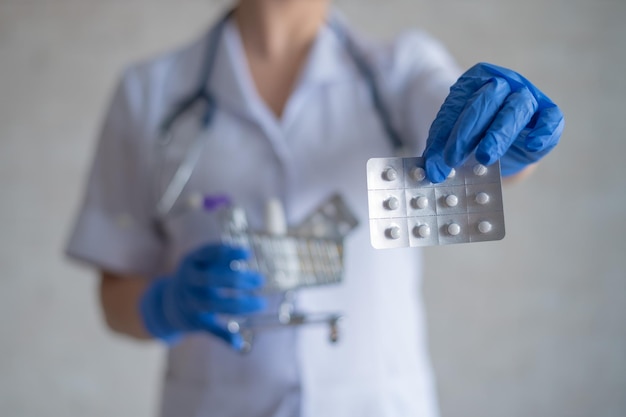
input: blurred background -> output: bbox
[1,0,624,416]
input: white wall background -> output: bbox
[1,0,624,416]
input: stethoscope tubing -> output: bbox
[155,10,404,222]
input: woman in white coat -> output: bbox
[66,1,563,416]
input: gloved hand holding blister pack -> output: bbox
[422,62,565,182]
[140,244,267,350]
[367,62,564,249]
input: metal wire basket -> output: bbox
[215,194,358,352]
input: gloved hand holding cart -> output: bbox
[141,194,359,353]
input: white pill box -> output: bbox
[366,156,505,249]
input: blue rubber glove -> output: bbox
[422,62,564,182]
[140,244,266,350]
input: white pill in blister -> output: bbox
[412,195,429,209]
[445,194,459,207]
[384,196,400,210]
[383,167,398,181]
[473,164,488,176]
[386,225,401,240]
[414,224,431,238]
[447,168,456,179]
[227,320,240,333]
[410,167,426,181]
[478,221,492,234]
[447,223,461,236]
[475,192,490,205]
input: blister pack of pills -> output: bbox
[366,156,505,249]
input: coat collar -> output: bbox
[207,13,354,125]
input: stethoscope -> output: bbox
[154,9,404,222]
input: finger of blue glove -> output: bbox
[205,266,265,290]
[185,257,265,290]
[183,244,264,290]
[198,289,267,315]
[140,277,185,343]
[523,104,564,153]
[423,154,452,184]
[422,69,492,163]
[188,244,251,268]
[443,77,511,167]
[474,88,537,166]
[497,104,564,176]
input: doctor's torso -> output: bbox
[75,14,460,417]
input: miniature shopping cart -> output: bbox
[212,194,358,352]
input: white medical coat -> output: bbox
[67,12,460,417]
